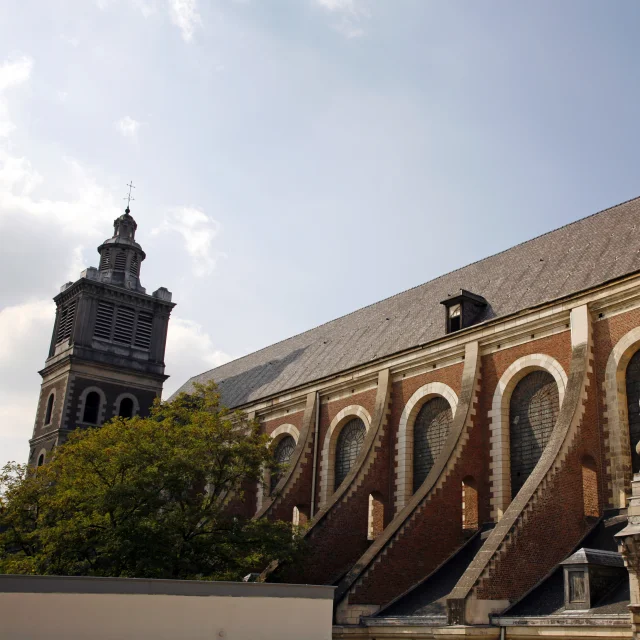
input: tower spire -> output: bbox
[124,180,136,212]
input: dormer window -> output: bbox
[441,290,488,334]
[448,304,462,333]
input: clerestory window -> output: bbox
[335,418,366,490]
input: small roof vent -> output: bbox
[440,289,488,334]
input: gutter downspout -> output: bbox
[310,391,320,518]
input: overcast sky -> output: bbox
[2,0,640,466]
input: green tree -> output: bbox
[0,382,304,580]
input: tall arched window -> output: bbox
[44,393,54,425]
[37,453,45,467]
[626,350,640,473]
[271,435,296,493]
[83,391,101,424]
[335,418,366,490]
[413,397,453,492]
[118,397,134,419]
[509,370,559,498]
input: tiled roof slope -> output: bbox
[174,197,640,408]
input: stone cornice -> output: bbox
[54,277,175,310]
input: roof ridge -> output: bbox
[187,194,640,383]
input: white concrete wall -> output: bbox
[0,576,334,640]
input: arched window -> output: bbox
[368,492,384,541]
[118,397,134,419]
[37,453,45,467]
[44,393,54,425]
[582,455,599,519]
[413,397,453,492]
[335,418,366,490]
[270,435,296,493]
[626,350,640,474]
[509,370,559,498]
[462,476,479,531]
[83,391,101,424]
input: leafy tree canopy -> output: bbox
[0,382,304,580]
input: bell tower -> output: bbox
[28,205,175,467]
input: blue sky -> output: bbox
[1,0,640,465]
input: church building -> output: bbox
[174,196,640,638]
[28,207,174,468]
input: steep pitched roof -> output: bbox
[173,197,640,407]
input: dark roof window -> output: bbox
[440,289,488,334]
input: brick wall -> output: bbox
[593,307,640,508]
[482,332,572,514]
[349,395,484,605]
[261,410,313,523]
[277,388,382,585]
[475,365,600,601]
[263,309,640,608]
[263,411,304,437]
[314,388,378,508]
[389,364,464,516]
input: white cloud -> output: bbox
[333,19,365,38]
[169,0,201,42]
[134,0,160,17]
[67,245,86,282]
[60,35,79,47]
[315,0,369,37]
[152,207,222,276]
[163,317,232,397]
[0,54,33,138]
[0,54,117,239]
[316,0,358,12]
[0,300,54,367]
[0,54,33,92]
[56,90,68,102]
[0,299,55,464]
[0,152,120,237]
[115,115,141,140]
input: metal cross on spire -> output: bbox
[124,180,136,211]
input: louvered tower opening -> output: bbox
[99,250,111,271]
[93,302,154,351]
[94,302,115,340]
[56,299,77,344]
[134,312,153,350]
[113,306,135,345]
[114,252,127,271]
[129,254,139,276]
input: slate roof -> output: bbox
[173,197,640,408]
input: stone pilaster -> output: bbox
[615,471,640,637]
